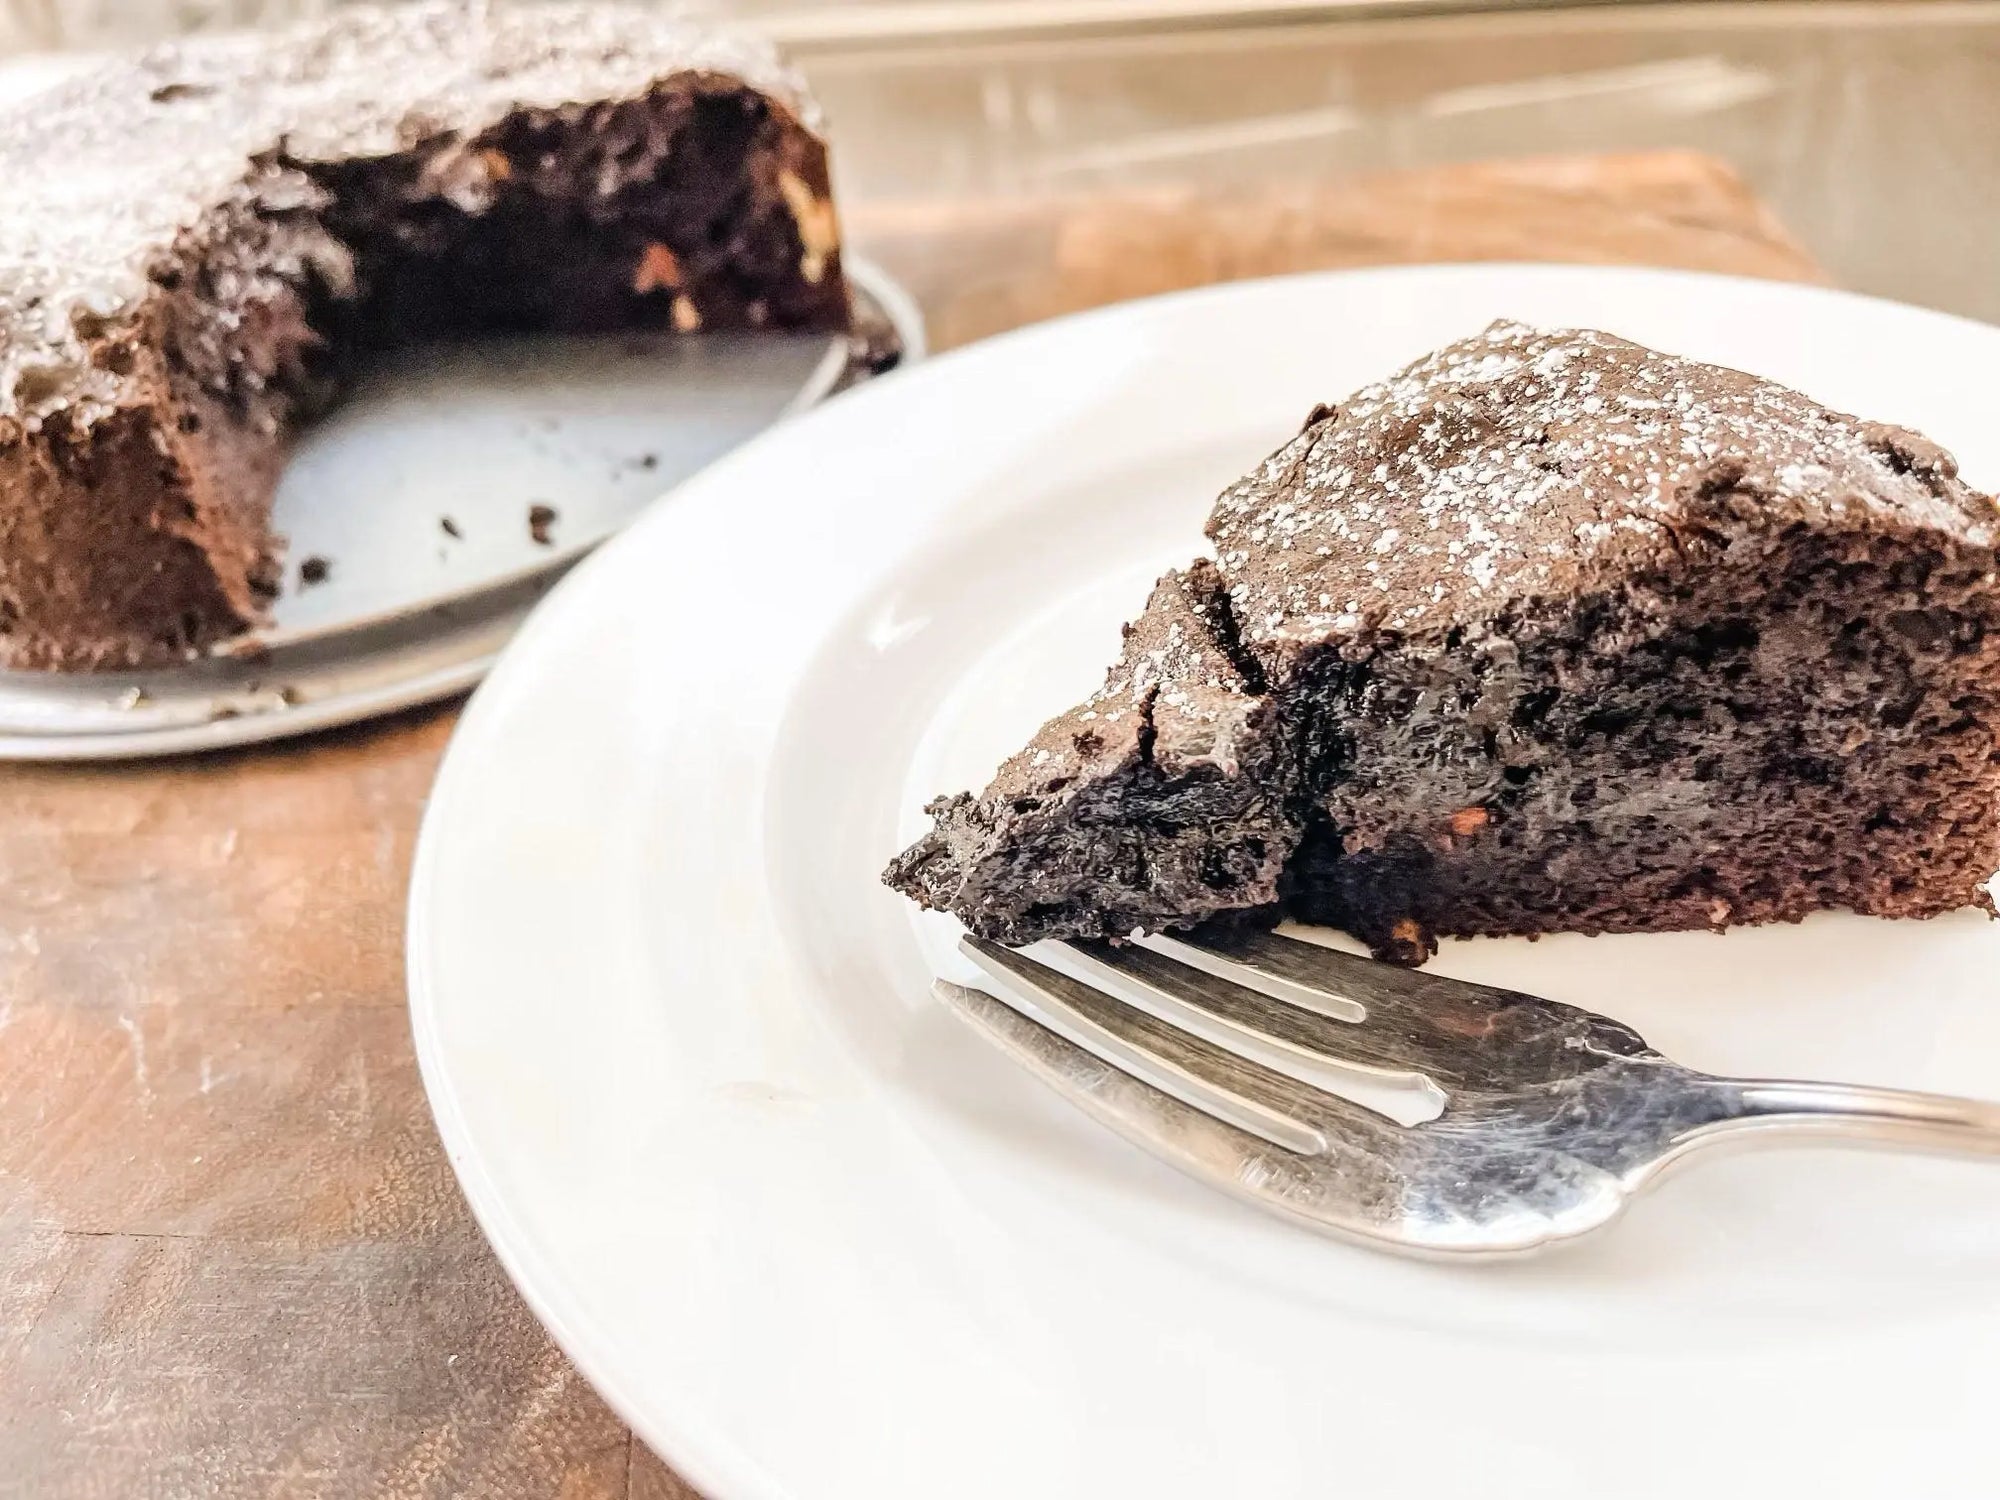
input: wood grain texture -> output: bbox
[851,150,1827,352]
[0,151,1821,1499]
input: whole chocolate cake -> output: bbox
[887,323,2000,963]
[0,1,853,670]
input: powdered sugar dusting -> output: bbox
[1005,564,1258,785]
[1209,321,1999,647]
[0,0,813,426]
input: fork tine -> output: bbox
[948,938,1648,1258]
[1063,937,1438,1088]
[934,977,1319,1168]
[933,976,1447,1250]
[959,937,1400,1155]
[1180,926,1530,1019]
[1179,927,1657,1089]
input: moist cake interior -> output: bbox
[117,79,841,668]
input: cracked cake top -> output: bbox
[1209,322,1999,653]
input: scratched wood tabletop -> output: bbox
[0,148,1821,1498]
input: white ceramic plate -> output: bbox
[409,265,2000,1500]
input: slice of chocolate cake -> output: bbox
[888,322,2000,963]
[0,1,858,670]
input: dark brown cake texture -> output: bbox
[0,1,855,670]
[887,322,2000,963]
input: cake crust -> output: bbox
[1211,322,1994,655]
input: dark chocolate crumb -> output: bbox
[843,305,904,375]
[528,503,559,546]
[440,516,462,539]
[299,556,331,586]
[148,81,216,104]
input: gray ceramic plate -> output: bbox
[0,259,922,759]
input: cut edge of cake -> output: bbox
[887,561,1304,945]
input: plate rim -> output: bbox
[407,259,2000,1500]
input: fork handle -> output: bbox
[1706,1077,2000,1159]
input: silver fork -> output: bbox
[940,929,2000,1258]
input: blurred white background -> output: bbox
[3,2,1996,326]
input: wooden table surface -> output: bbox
[0,149,1822,1499]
